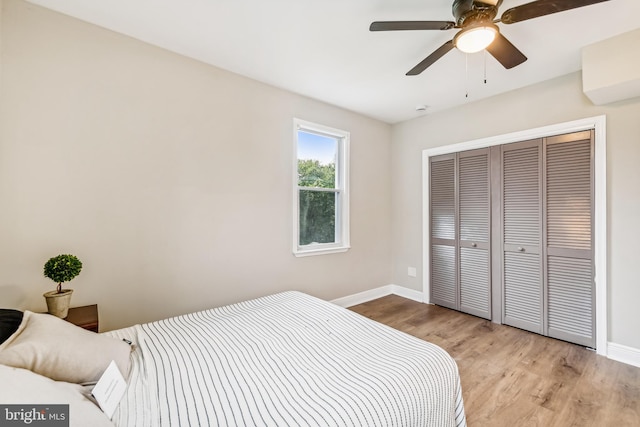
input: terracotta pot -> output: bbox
[43,289,74,318]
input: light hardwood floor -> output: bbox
[349,295,640,427]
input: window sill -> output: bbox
[293,245,350,258]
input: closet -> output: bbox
[429,130,594,347]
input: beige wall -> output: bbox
[0,0,392,330]
[3,0,636,350]
[390,72,640,349]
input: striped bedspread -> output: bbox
[107,291,466,427]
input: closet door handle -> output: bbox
[517,247,525,252]
[471,242,477,248]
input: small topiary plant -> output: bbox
[44,254,83,293]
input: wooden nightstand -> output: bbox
[65,304,99,332]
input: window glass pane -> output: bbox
[297,131,337,188]
[299,190,336,245]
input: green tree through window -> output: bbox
[298,159,336,245]
[294,120,349,256]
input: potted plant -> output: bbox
[43,254,83,318]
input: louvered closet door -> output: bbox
[545,131,594,347]
[430,155,457,310]
[502,140,543,334]
[458,149,491,319]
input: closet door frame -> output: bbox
[422,115,607,355]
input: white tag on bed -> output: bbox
[92,360,127,419]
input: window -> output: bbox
[293,119,350,256]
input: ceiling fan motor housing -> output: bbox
[452,0,502,27]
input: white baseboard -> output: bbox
[390,284,424,303]
[607,342,640,368]
[331,284,424,308]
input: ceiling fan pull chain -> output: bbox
[484,50,487,84]
[465,53,469,98]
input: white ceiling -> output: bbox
[24,0,640,124]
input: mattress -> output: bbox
[106,291,466,426]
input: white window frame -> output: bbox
[293,118,350,257]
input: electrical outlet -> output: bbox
[407,267,417,277]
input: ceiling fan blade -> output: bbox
[485,33,527,69]
[406,40,455,76]
[501,0,610,24]
[370,21,455,31]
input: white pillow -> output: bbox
[0,311,130,384]
[0,364,114,427]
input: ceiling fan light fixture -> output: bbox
[454,23,498,53]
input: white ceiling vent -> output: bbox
[582,28,640,106]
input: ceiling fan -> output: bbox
[370,0,610,75]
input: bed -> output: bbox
[1,291,466,427]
